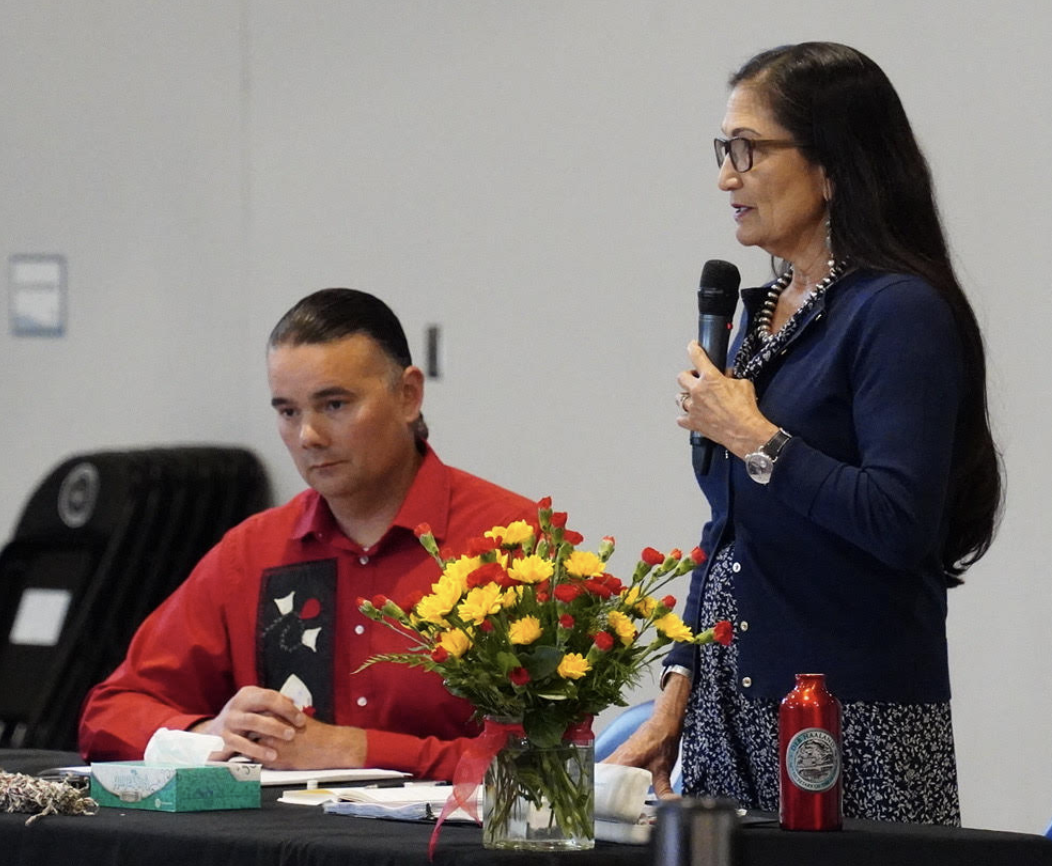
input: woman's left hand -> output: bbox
[676,341,778,459]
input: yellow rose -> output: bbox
[441,555,482,590]
[438,628,473,659]
[458,583,504,625]
[621,585,656,616]
[508,615,543,645]
[415,573,464,625]
[654,612,695,643]
[607,610,637,646]
[502,585,524,609]
[508,554,555,585]
[565,550,606,578]
[505,520,536,546]
[556,652,590,680]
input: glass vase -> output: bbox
[482,721,595,851]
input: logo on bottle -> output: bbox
[785,727,840,793]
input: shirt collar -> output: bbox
[289,443,452,549]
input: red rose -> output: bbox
[551,511,568,528]
[414,523,432,538]
[536,591,550,603]
[602,575,623,595]
[356,596,368,609]
[401,590,425,612]
[537,496,553,510]
[498,571,523,589]
[584,579,614,599]
[593,631,615,652]
[468,535,499,557]
[554,583,583,603]
[641,547,664,566]
[563,530,585,545]
[509,667,531,686]
[479,619,495,632]
[431,646,449,663]
[466,562,507,588]
[371,594,388,609]
[691,547,707,565]
[669,548,682,560]
[559,614,575,629]
[662,595,677,609]
[713,620,734,646]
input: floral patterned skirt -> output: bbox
[680,543,961,825]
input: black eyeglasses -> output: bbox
[713,136,803,172]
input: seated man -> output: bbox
[79,288,534,781]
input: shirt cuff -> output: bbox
[660,664,693,690]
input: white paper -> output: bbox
[260,767,409,787]
[594,763,652,822]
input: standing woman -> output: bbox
[609,43,1002,824]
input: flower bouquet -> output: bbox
[358,497,731,852]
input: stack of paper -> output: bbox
[322,784,478,822]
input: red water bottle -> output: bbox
[778,673,842,831]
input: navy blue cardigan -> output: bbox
[665,269,964,703]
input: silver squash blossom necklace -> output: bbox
[755,259,848,341]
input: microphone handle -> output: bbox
[689,314,732,473]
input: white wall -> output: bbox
[2,0,1049,834]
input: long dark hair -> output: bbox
[731,42,1002,583]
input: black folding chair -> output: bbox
[0,446,271,751]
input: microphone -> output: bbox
[690,259,741,475]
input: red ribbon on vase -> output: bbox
[428,718,525,860]
[427,716,594,860]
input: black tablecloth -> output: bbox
[3,750,1051,866]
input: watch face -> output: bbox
[745,453,774,484]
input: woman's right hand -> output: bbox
[604,672,691,799]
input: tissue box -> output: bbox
[90,761,261,812]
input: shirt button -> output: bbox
[354,624,365,635]
[741,676,752,688]
[359,555,370,565]
[731,562,742,573]
[356,696,368,707]
[739,620,749,631]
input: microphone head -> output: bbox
[697,259,741,317]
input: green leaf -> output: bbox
[522,645,562,680]
[495,651,521,674]
[523,711,565,748]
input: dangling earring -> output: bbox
[824,217,835,270]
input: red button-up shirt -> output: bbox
[79,446,534,781]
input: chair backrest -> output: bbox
[595,700,656,762]
[0,446,271,750]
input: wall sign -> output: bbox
[9,253,67,337]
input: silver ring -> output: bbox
[677,392,689,413]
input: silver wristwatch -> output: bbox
[744,428,792,485]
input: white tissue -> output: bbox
[143,727,225,765]
[594,763,653,823]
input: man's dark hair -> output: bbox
[268,288,413,368]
